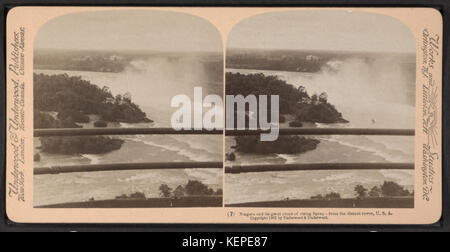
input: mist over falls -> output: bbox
[320,56,415,107]
[84,56,224,126]
[229,54,416,129]
[312,56,416,129]
[116,53,416,130]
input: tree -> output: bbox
[381,181,411,197]
[324,192,341,200]
[298,86,307,95]
[185,180,214,196]
[226,152,236,161]
[173,185,186,199]
[289,121,303,127]
[94,121,108,128]
[319,92,328,103]
[102,86,110,94]
[215,189,223,196]
[129,192,146,199]
[354,185,368,199]
[310,194,324,200]
[368,186,382,198]
[123,92,132,103]
[311,94,318,104]
[159,184,172,198]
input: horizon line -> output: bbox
[34,47,222,54]
[227,47,416,55]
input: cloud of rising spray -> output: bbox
[103,56,222,125]
[322,57,413,104]
[291,55,416,128]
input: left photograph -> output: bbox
[33,10,224,208]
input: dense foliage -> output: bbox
[356,181,413,198]
[34,111,81,129]
[94,121,108,128]
[308,181,413,201]
[115,192,146,200]
[379,181,413,197]
[295,103,348,123]
[57,109,90,123]
[34,73,152,123]
[159,180,222,198]
[39,136,124,154]
[33,73,152,155]
[234,135,320,155]
[226,72,347,123]
[289,121,303,127]
[310,192,342,200]
[226,73,308,114]
[35,111,124,155]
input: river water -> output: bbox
[225,55,416,204]
[34,54,416,206]
[34,57,223,206]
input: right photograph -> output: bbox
[225,10,416,208]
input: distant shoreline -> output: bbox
[34,67,120,74]
[226,197,414,208]
[36,196,223,208]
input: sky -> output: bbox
[227,10,416,53]
[34,10,222,52]
[35,10,416,54]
